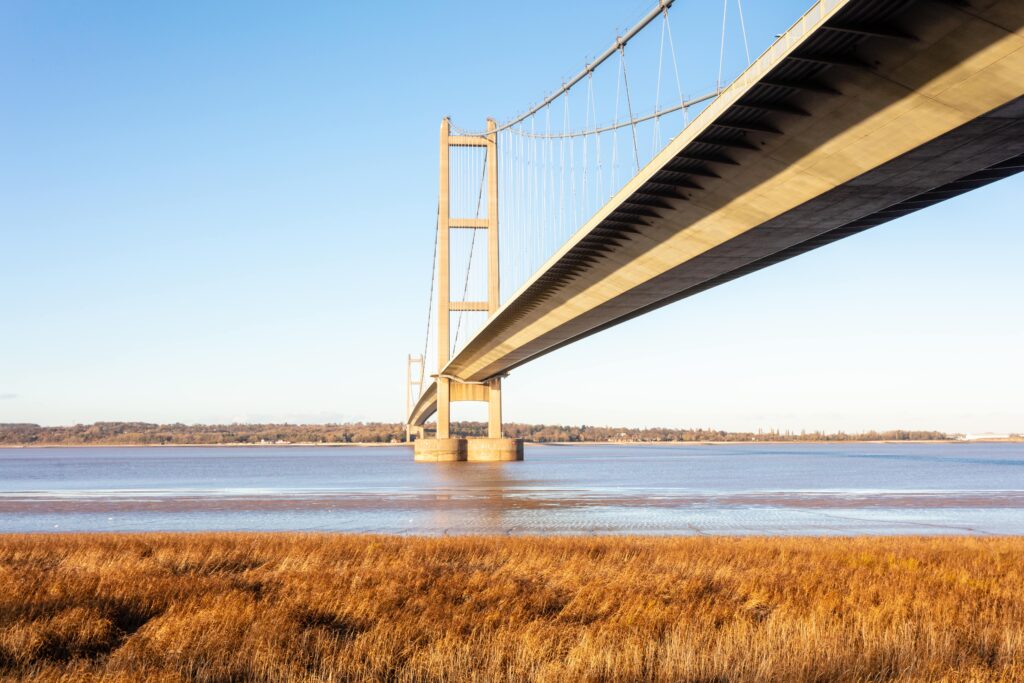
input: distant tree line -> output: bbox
[0,421,955,446]
[496,424,955,443]
[0,422,406,446]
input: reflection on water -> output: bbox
[424,461,518,533]
[1,443,1023,535]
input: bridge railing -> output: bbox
[690,0,848,130]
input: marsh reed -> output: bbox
[1,534,1022,681]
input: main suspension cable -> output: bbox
[498,91,719,140]
[453,0,675,137]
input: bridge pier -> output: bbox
[466,437,523,462]
[413,437,466,462]
[413,437,523,462]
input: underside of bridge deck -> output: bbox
[410,0,1024,428]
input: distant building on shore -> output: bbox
[960,433,1012,441]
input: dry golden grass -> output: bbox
[0,534,1022,682]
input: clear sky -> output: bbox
[2,1,1021,434]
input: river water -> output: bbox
[1,443,1023,535]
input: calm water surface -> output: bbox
[2,443,1023,535]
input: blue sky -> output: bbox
[2,0,1021,433]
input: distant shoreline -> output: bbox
[544,440,1015,446]
[3,438,1020,449]
[9,422,1003,448]
[0,442,400,449]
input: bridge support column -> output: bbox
[487,378,502,438]
[435,117,453,442]
[436,377,451,439]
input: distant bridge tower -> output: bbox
[405,354,424,443]
[412,118,523,462]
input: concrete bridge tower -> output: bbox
[411,118,523,462]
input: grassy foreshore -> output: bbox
[1,535,1022,682]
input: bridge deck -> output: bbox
[411,0,1024,427]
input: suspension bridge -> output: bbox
[405,0,1024,461]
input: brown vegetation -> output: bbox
[0,421,954,446]
[1,534,1022,681]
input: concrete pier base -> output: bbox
[413,438,466,462]
[412,437,524,462]
[466,438,524,462]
